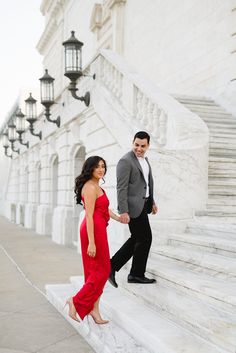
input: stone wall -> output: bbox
[123,0,236,114]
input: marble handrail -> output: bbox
[90,49,209,150]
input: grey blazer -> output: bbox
[116,151,155,218]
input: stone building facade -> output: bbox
[0,2,236,351]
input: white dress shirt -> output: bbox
[137,156,150,197]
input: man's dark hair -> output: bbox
[133,131,150,144]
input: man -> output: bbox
[109,131,158,287]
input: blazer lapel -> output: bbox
[145,157,151,174]
[130,151,144,175]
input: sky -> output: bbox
[0,0,44,126]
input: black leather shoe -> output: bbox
[108,270,118,288]
[127,274,156,284]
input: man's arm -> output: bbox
[147,159,158,215]
[116,158,131,216]
[152,203,158,214]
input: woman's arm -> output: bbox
[83,183,97,257]
[109,209,121,222]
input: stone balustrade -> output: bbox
[92,49,208,150]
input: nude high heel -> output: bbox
[89,311,109,325]
[64,297,80,322]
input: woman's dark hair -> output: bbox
[74,156,107,204]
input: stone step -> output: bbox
[203,117,236,124]
[206,123,236,130]
[147,255,236,311]
[155,245,236,277]
[45,279,226,353]
[195,209,236,217]
[187,107,231,114]
[209,156,236,163]
[208,187,236,196]
[209,161,236,171]
[71,274,236,353]
[177,103,219,110]
[200,111,234,117]
[167,232,236,258]
[197,114,233,122]
[209,170,236,176]
[209,138,236,146]
[209,138,236,147]
[210,143,236,150]
[186,220,236,238]
[208,193,236,199]
[207,204,236,212]
[208,177,236,185]
[209,129,236,138]
[209,128,236,135]
[209,150,236,158]
[180,100,219,106]
[197,111,234,118]
[180,101,223,107]
[210,135,236,141]
[174,96,215,105]
[208,196,236,206]
[209,136,236,143]
[209,152,236,159]
[46,283,149,353]
[208,171,236,177]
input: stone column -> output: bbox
[25,150,39,229]
[36,141,53,235]
[7,160,19,223]
[52,129,74,245]
[110,0,126,54]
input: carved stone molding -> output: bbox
[90,4,103,31]
[90,0,126,53]
[106,0,127,9]
[40,0,65,16]
[37,19,57,54]
[37,0,68,54]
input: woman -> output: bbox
[65,156,121,324]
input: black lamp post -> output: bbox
[63,31,92,106]
[15,109,29,148]
[39,69,60,127]
[8,121,19,154]
[2,131,12,158]
[25,93,42,140]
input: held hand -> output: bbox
[120,213,130,224]
[152,204,158,215]
[87,242,96,257]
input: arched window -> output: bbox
[74,146,86,180]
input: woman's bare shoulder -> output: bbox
[82,181,97,196]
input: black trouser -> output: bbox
[111,202,152,277]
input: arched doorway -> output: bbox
[72,146,86,246]
[36,163,41,205]
[24,167,29,204]
[19,204,25,226]
[52,156,58,210]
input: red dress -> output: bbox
[73,191,111,320]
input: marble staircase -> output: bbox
[46,218,236,353]
[45,95,236,353]
[46,213,236,353]
[46,272,232,353]
[175,96,236,217]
